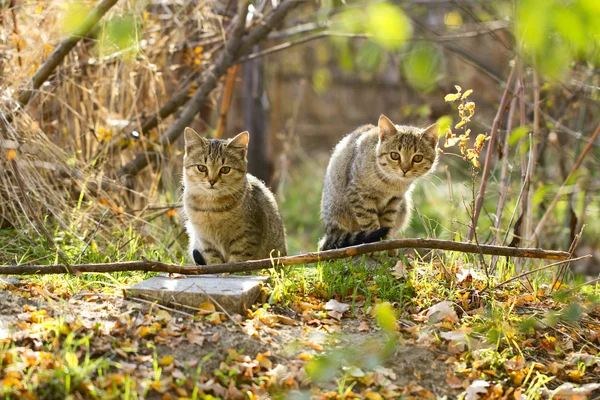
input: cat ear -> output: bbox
[420,123,439,147]
[378,114,397,140]
[228,131,249,149]
[184,127,207,148]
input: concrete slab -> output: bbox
[124,274,268,315]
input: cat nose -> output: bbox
[208,179,217,187]
[401,167,409,174]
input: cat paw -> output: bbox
[192,249,206,265]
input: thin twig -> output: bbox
[567,276,600,293]
[494,255,592,289]
[531,122,600,244]
[524,71,540,244]
[494,79,519,243]
[467,61,517,241]
[0,238,571,276]
[551,225,585,293]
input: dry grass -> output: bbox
[0,0,231,260]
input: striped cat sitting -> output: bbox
[182,128,287,265]
[319,115,439,250]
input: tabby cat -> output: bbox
[319,115,438,250]
[183,128,287,264]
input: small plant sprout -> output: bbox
[441,86,489,168]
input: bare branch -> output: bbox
[116,0,301,178]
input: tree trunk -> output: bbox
[243,45,272,183]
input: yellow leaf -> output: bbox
[65,352,79,369]
[159,355,174,366]
[444,93,460,102]
[298,353,312,361]
[138,326,151,337]
[155,309,172,322]
[31,310,48,323]
[198,302,216,315]
[6,149,17,160]
[445,11,463,28]
[206,313,222,325]
[461,89,473,99]
[365,392,384,400]
[256,352,273,370]
[567,369,585,381]
[302,340,324,351]
[454,85,462,92]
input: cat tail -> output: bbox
[319,227,390,251]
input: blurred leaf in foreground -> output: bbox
[402,43,443,92]
[62,2,93,35]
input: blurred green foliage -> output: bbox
[62,2,93,35]
[328,1,443,91]
[62,1,139,60]
[402,43,443,92]
[517,0,600,78]
[103,15,138,53]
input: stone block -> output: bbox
[124,274,268,316]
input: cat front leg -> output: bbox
[227,232,260,262]
[191,240,225,265]
[349,191,381,231]
[378,195,402,229]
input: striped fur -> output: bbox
[183,128,287,264]
[319,115,438,250]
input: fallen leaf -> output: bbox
[446,372,463,389]
[197,302,217,315]
[206,313,223,325]
[256,352,273,370]
[302,340,324,351]
[276,315,299,326]
[551,383,600,399]
[324,299,350,313]
[155,309,172,322]
[159,355,174,366]
[358,321,370,332]
[426,301,459,324]
[391,260,408,279]
[186,331,205,346]
[456,267,486,283]
[462,380,489,400]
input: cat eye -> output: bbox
[390,152,400,160]
[220,166,231,174]
[413,155,424,163]
[197,165,208,173]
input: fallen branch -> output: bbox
[18,0,120,107]
[1,238,570,276]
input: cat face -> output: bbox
[375,115,438,180]
[183,127,248,196]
